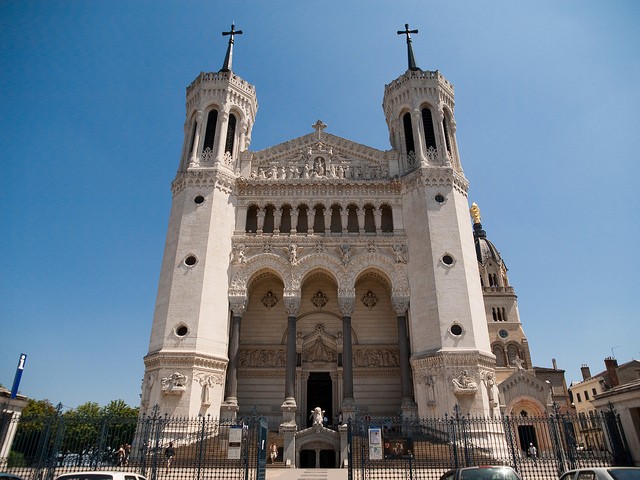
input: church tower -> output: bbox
[141,25,258,417]
[382,26,496,416]
[471,204,533,383]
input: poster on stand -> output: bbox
[228,425,242,459]
[368,427,383,460]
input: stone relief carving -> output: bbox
[239,348,287,368]
[141,372,156,408]
[232,244,247,264]
[311,290,328,308]
[303,336,336,363]
[339,244,351,265]
[392,243,407,263]
[161,372,188,395]
[452,370,478,396]
[353,348,400,367]
[261,291,278,308]
[361,290,378,310]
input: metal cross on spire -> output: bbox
[397,23,420,71]
[220,22,243,73]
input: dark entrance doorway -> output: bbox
[306,371,332,428]
[518,425,538,453]
[299,449,337,468]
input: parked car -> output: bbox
[440,466,522,480]
[55,472,146,480]
[559,468,640,480]
[0,474,27,480]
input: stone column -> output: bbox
[281,295,300,422]
[340,205,348,234]
[307,205,314,234]
[215,110,229,161]
[338,296,356,420]
[256,207,265,234]
[373,207,382,235]
[221,298,247,420]
[189,110,203,166]
[291,206,300,234]
[356,205,365,234]
[435,107,447,165]
[273,205,282,235]
[323,205,332,235]
[411,107,427,163]
[393,297,417,417]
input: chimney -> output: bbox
[604,357,619,387]
[580,364,591,380]
[552,358,558,370]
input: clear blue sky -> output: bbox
[1,1,639,410]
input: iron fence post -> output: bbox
[503,415,519,472]
[603,403,632,466]
[45,408,65,480]
[347,419,352,480]
[549,404,567,475]
[196,415,206,480]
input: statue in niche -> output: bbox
[286,244,300,264]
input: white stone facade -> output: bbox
[142,55,501,434]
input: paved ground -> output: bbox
[266,468,348,480]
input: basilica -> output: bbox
[141,25,570,466]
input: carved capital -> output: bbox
[283,296,301,316]
[229,296,248,316]
[392,297,410,316]
[338,297,355,317]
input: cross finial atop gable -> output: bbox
[312,119,327,139]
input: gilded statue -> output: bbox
[469,202,481,224]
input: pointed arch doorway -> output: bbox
[306,371,332,428]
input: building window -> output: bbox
[442,115,452,154]
[347,204,359,232]
[202,109,218,151]
[576,393,582,402]
[224,113,237,155]
[263,205,275,233]
[493,345,506,367]
[421,107,437,149]
[592,388,597,396]
[584,391,589,401]
[380,204,394,232]
[363,205,376,233]
[245,205,258,233]
[402,112,415,155]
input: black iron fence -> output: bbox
[347,405,631,480]
[1,407,267,480]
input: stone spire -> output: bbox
[220,23,243,72]
[397,23,420,71]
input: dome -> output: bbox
[475,236,503,265]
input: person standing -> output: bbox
[164,442,175,473]
[528,442,537,461]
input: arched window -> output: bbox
[364,204,376,233]
[263,205,275,233]
[188,118,198,157]
[347,205,359,233]
[330,205,342,233]
[493,345,506,367]
[380,204,394,233]
[313,205,325,233]
[507,345,519,367]
[280,205,292,234]
[245,205,258,233]
[202,109,218,151]
[297,205,309,233]
[225,113,237,155]
[442,114,452,154]
[402,112,415,155]
[421,107,437,149]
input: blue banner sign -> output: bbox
[10,353,27,399]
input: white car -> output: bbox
[55,472,147,480]
[559,468,640,480]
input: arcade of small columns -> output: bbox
[241,201,395,236]
[222,290,414,422]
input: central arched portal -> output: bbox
[306,372,333,428]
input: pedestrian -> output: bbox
[116,445,125,467]
[164,442,175,473]
[269,442,278,464]
[528,442,537,461]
